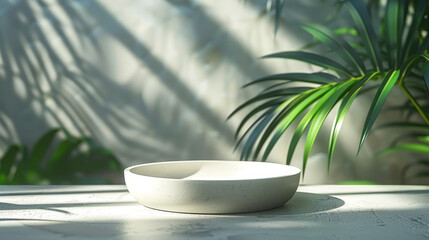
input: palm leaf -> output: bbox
[258,82,295,94]
[346,0,384,72]
[358,70,400,153]
[401,0,427,62]
[228,87,311,118]
[263,51,353,77]
[385,0,407,68]
[329,72,378,164]
[234,109,274,152]
[232,97,288,139]
[241,110,276,160]
[243,72,339,88]
[255,86,332,161]
[228,87,311,123]
[283,86,342,165]
[287,80,356,173]
[301,24,366,75]
[239,96,300,159]
[401,54,429,75]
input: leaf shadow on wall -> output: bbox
[0,0,253,165]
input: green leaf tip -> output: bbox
[358,70,401,154]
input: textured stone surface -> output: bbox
[1,185,429,239]
[0,0,408,183]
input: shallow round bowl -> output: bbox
[124,160,301,214]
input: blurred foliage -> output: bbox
[338,180,377,185]
[0,128,121,184]
[377,123,429,183]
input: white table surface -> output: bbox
[0,185,428,240]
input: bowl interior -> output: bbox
[128,161,300,181]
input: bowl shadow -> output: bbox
[239,191,345,217]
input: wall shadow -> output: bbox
[1,0,255,168]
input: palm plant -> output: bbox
[229,0,429,176]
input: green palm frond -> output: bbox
[231,0,429,174]
[347,0,384,72]
[263,51,354,77]
[301,24,366,75]
[358,70,401,153]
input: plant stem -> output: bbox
[399,80,429,126]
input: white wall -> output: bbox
[0,0,407,184]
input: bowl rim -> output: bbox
[124,160,301,182]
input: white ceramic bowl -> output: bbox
[124,160,300,214]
